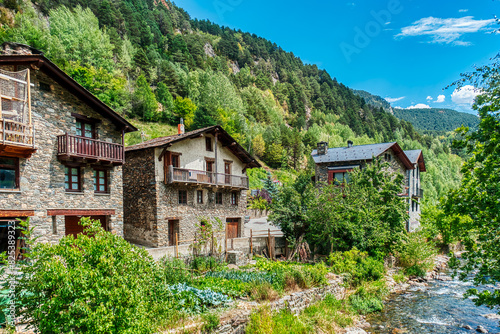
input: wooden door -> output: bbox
[168,220,178,246]
[65,215,106,237]
[226,218,239,239]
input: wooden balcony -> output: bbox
[0,118,36,158]
[57,133,124,165]
[166,166,249,189]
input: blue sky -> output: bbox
[177,0,499,114]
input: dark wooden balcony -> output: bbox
[57,133,124,165]
[166,166,249,189]
[0,118,36,158]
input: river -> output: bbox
[366,272,500,333]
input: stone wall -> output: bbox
[0,65,125,242]
[122,148,158,247]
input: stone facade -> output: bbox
[124,129,255,248]
[0,57,132,244]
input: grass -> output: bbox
[245,278,388,334]
[124,119,177,146]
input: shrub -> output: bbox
[328,248,385,286]
[202,313,220,332]
[396,231,436,277]
[159,257,194,284]
[348,281,386,315]
[15,218,168,334]
[249,282,279,301]
[246,307,312,334]
[190,256,226,273]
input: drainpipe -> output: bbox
[214,130,218,185]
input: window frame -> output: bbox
[65,166,82,192]
[171,153,181,168]
[93,168,110,194]
[205,137,213,152]
[215,192,223,205]
[230,192,238,205]
[178,189,188,205]
[197,190,203,204]
[0,157,19,190]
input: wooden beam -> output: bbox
[158,144,172,161]
[0,210,35,218]
[46,209,116,216]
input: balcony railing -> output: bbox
[166,166,249,189]
[57,133,124,165]
[0,118,34,147]
[413,188,424,198]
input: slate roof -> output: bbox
[404,149,426,172]
[126,125,261,168]
[311,142,414,170]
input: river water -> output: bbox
[366,272,500,333]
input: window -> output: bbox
[0,157,19,190]
[178,190,187,204]
[76,120,95,139]
[65,166,81,192]
[327,167,355,185]
[171,154,180,168]
[384,153,392,162]
[39,82,51,92]
[205,137,213,151]
[231,192,238,205]
[197,190,203,204]
[215,192,223,204]
[93,169,109,193]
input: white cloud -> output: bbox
[459,9,469,13]
[407,103,431,109]
[426,96,433,101]
[434,94,445,103]
[451,85,480,105]
[385,96,405,103]
[396,16,495,45]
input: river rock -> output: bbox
[343,328,367,334]
[483,314,500,320]
[463,325,473,330]
[477,325,488,333]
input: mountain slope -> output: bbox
[353,90,392,114]
[393,108,479,133]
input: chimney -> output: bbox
[347,140,353,148]
[317,141,328,155]
[178,118,185,135]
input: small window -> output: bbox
[39,82,51,92]
[215,192,223,205]
[93,169,109,193]
[178,190,188,204]
[197,190,203,204]
[65,166,81,192]
[384,153,392,162]
[0,157,19,189]
[231,192,238,205]
[76,120,95,139]
[172,154,180,168]
[205,137,213,152]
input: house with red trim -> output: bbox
[0,42,137,257]
[311,141,426,231]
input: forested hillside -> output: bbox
[393,108,479,134]
[0,0,463,202]
[353,90,392,113]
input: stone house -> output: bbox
[0,42,137,256]
[311,141,425,231]
[123,125,260,248]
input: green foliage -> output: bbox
[396,231,436,277]
[174,96,197,129]
[246,307,312,334]
[393,107,479,134]
[308,159,408,256]
[202,313,220,333]
[190,256,226,273]
[444,55,500,309]
[327,248,385,287]
[156,82,175,122]
[132,75,159,121]
[15,218,168,333]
